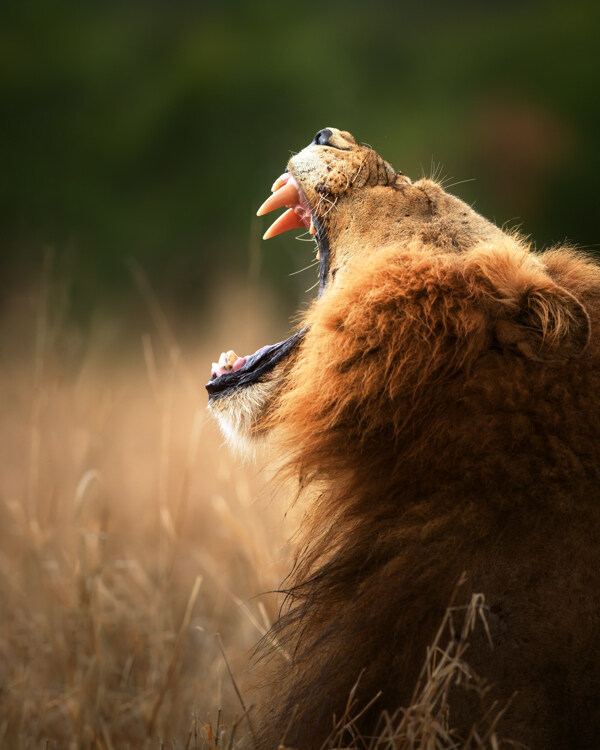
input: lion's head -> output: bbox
[207,127,516,448]
[207,127,591,456]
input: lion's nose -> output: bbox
[312,128,333,146]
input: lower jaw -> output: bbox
[205,327,307,401]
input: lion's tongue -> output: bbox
[257,174,315,239]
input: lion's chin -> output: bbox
[207,365,285,456]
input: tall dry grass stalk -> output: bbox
[316,584,511,750]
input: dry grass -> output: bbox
[318,585,511,750]
[0,275,296,749]
[0,274,509,749]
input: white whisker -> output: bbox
[304,278,320,294]
[444,177,477,190]
[289,260,320,277]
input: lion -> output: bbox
[207,128,600,749]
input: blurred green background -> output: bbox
[1,0,599,336]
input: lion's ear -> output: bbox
[494,284,591,363]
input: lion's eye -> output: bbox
[312,129,333,146]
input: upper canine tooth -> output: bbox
[257,181,300,216]
[309,217,317,235]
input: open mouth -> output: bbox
[205,173,330,401]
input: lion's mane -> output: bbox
[256,240,600,749]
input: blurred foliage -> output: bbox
[1,0,599,324]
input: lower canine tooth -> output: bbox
[263,208,305,240]
[218,350,239,371]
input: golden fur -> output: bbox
[210,129,600,749]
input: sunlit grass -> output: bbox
[0,284,295,748]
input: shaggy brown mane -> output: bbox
[252,240,600,748]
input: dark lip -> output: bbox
[205,180,331,402]
[206,328,307,400]
[313,214,330,298]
